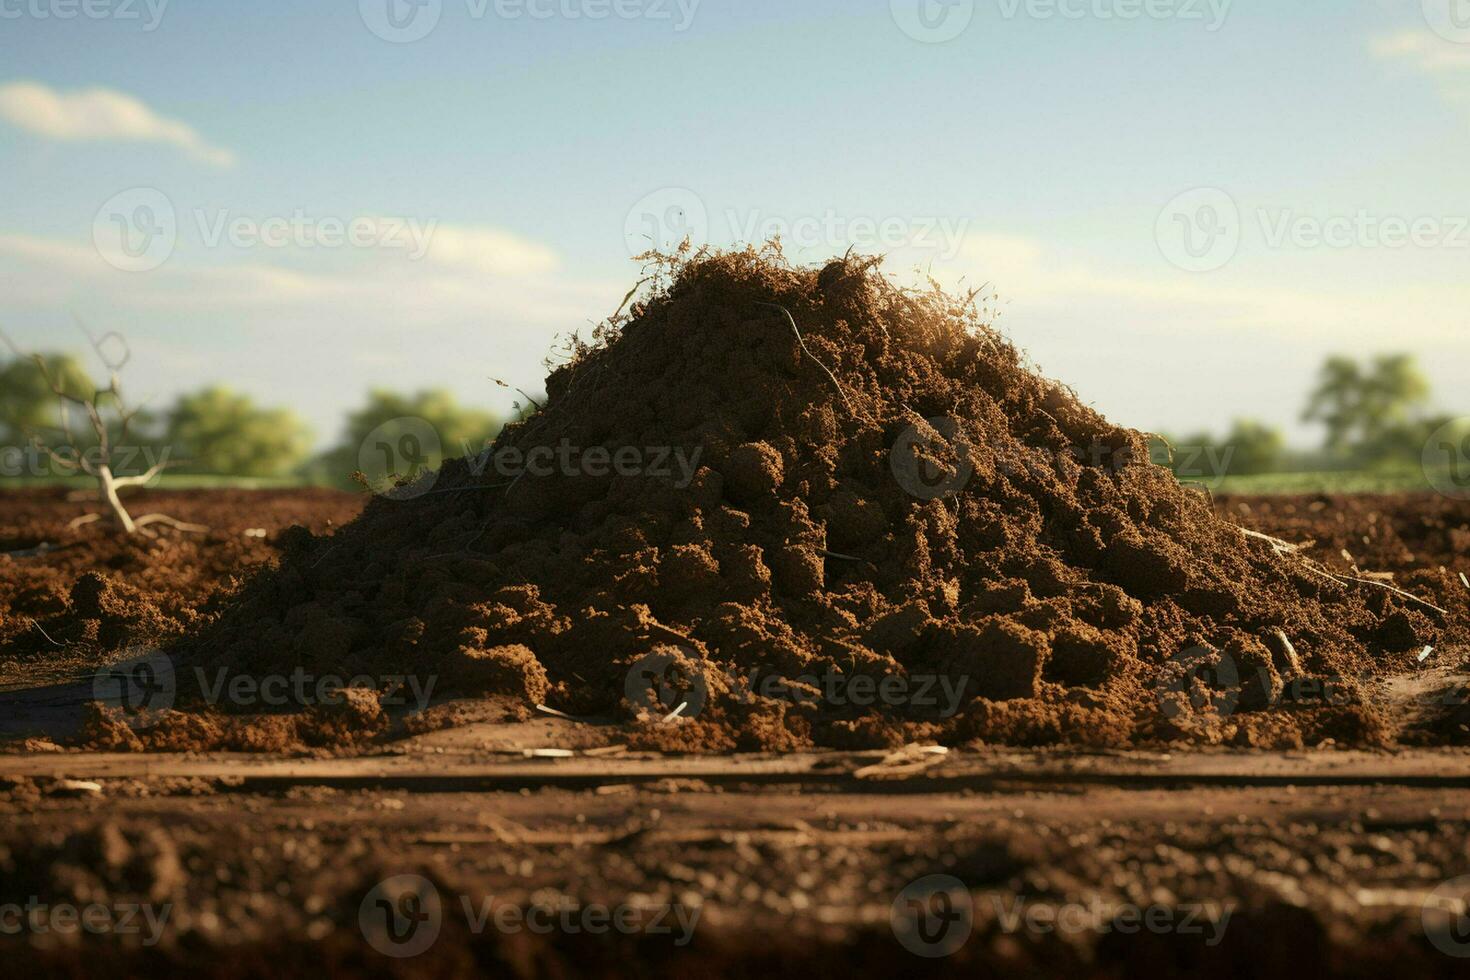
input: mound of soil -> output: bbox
[170,247,1460,750]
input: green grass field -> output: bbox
[1210,469,1448,496]
[0,473,316,492]
[0,468,1455,498]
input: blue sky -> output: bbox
[2,0,1468,448]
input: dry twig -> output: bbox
[0,324,203,536]
[1238,526,1448,616]
[753,302,863,419]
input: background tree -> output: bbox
[1155,418,1285,481]
[0,353,98,446]
[309,388,502,491]
[1303,354,1430,463]
[0,328,200,535]
[165,387,312,478]
[1217,418,1285,475]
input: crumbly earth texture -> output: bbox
[157,248,1464,750]
[0,488,359,680]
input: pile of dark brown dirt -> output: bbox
[166,246,1461,750]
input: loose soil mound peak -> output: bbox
[176,246,1449,749]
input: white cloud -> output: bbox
[943,232,1043,287]
[0,80,235,167]
[935,230,1470,344]
[1371,30,1470,103]
[0,227,615,446]
[1373,30,1470,74]
[416,224,560,276]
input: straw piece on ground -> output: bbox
[1273,629,1304,675]
[1241,526,1448,616]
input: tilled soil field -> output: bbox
[0,488,360,689]
[1,487,1469,977]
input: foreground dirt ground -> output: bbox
[2,487,1469,975]
[5,733,1470,976]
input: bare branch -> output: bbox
[132,514,207,534]
[1,323,160,534]
[110,458,171,489]
[28,440,86,475]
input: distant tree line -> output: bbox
[1155,353,1463,480]
[0,351,506,488]
[3,349,1459,487]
